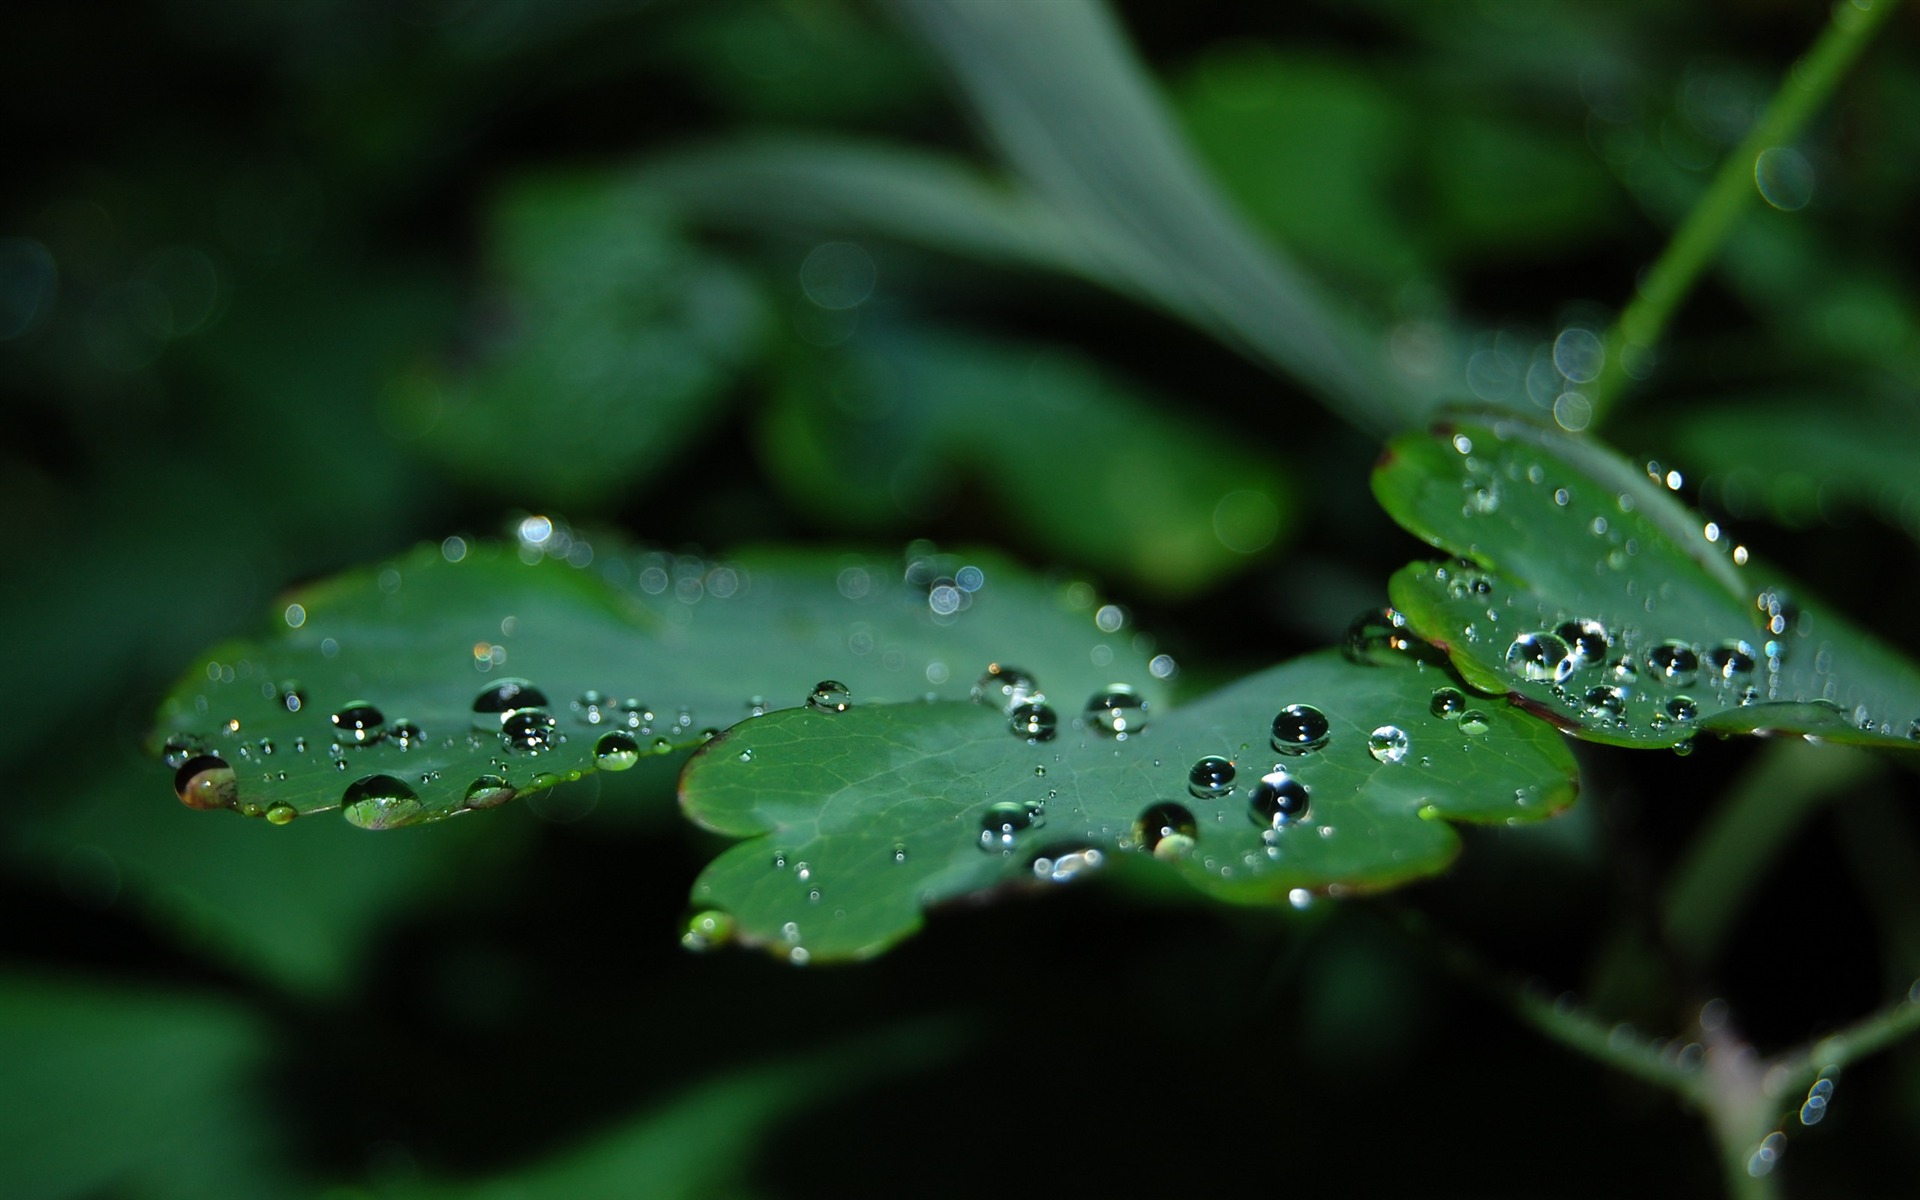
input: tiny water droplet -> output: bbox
[388,720,424,749]
[1248,770,1310,827]
[1187,756,1236,800]
[979,800,1044,852]
[1031,846,1103,883]
[330,703,386,744]
[594,731,640,770]
[1270,704,1330,754]
[341,774,422,830]
[464,775,515,808]
[807,680,853,712]
[738,748,755,763]
[1367,726,1410,764]
[891,843,908,863]
[1429,687,1467,718]
[650,736,674,754]
[973,663,1040,711]
[1667,696,1698,722]
[473,679,548,725]
[573,690,614,725]
[1084,686,1148,738]
[175,755,237,810]
[264,802,298,825]
[682,909,735,952]
[501,708,557,752]
[1136,802,1198,859]
[1009,702,1058,742]
[1648,641,1701,687]
[276,682,307,713]
[1459,710,1492,735]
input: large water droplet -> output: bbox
[1648,641,1701,686]
[1505,631,1570,683]
[175,755,236,810]
[807,680,853,712]
[388,720,424,750]
[1430,687,1467,718]
[1582,686,1626,721]
[594,731,640,771]
[972,663,1040,711]
[1555,619,1611,670]
[331,702,386,744]
[1136,802,1198,859]
[341,774,422,830]
[1666,696,1699,722]
[1009,702,1057,742]
[1367,726,1410,764]
[1706,641,1756,683]
[1270,704,1330,755]
[501,708,557,752]
[1249,770,1310,827]
[979,800,1044,852]
[1187,756,1236,800]
[1459,710,1492,735]
[473,679,549,725]
[464,775,515,809]
[1085,686,1148,738]
[265,802,298,825]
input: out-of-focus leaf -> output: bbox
[763,321,1294,597]
[411,174,768,508]
[1374,414,1920,748]
[152,537,1168,829]
[680,648,1577,961]
[666,0,936,123]
[0,974,286,1198]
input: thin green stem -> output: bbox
[1588,0,1900,425]
[1766,984,1920,1101]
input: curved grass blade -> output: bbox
[679,648,1577,961]
[1374,414,1920,749]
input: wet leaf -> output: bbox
[151,538,1166,828]
[1374,415,1920,748]
[679,648,1577,961]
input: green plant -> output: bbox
[9,1,1920,1196]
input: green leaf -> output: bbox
[152,537,1168,829]
[1373,415,1920,748]
[678,648,1577,961]
[763,321,1294,597]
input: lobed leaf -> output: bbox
[1374,414,1920,749]
[152,537,1168,829]
[679,648,1577,961]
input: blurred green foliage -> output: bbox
[5,0,1920,1196]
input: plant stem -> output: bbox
[1588,0,1900,426]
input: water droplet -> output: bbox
[1248,770,1310,827]
[1609,657,1640,685]
[175,755,237,810]
[1084,686,1148,738]
[573,690,615,725]
[1706,640,1756,683]
[681,909,735,952]
[1665,696,1698,722]
[1031,846,1103,883]
[1505,631,1571,683]
[264,802,298,825]
[738,748,755,763]
[807,680,853,712]
[979,800,1044,852]
[472,679,549,725]
[501,708,557,752]
[1446,571,1496,600]
[330,703,386,744]
[341,774,422,830]
[1344,608,1415,664]
[1009,702,1058,742]
[1554,619,1611,669]
[1459,710,1492,735]
[618,699,653,730]
[1430,687,1467,718]
[1582,686,1626,721]
[1754,146,1814,211]
[276,682,307,713]
[1187,756,1236,800]
[594,731,640,771]
[1136,802,1198,859]
[464,775,515,808]
[972,663,1040,711]
[1270,704,1330,755]
[891,843,908,863]
[388,720,424,750]
[1648,641,1701,686]
[1367,726,1410,764]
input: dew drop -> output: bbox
[1582,686,1626,721]
[340,774,422,830]
[979,800,1045,852]
[1344,607,1415,664]
[1031,846,1103,883]
[1648,641,1701,686]
[472,679,549,725]
[1706,641,1757,683]
[1187,756,1236,800]
[276,682,308,713]
[650,736,675,754]
[1429,687,1467,718]
[1505,631,1570,683]
[807,680,853,713]
[1666,696,1699,722]
[1135,802,1198,859]
[464,775,515,809]
[1459,710,1492,735]
[388,720,424,750]
[1009,702,1058,742]
[1555,619,1611,669]
[174,755,236,810]
[1248,770,1310,827]
[972,663,1041,711]
[264,802,298,826]
[681,910,736,952]
[594,730,640,771]
[1367,726,1410,764]
[1085,686,1148,738]
[1270,704,1330,755]
[573,690,614,725]
[330,703,386,744]
[501,708,557,752]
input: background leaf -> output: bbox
[679,648,1577,960]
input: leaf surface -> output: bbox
[152,538,1167,829]
[679,648,1577,960]
[1374,415,1920,748]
